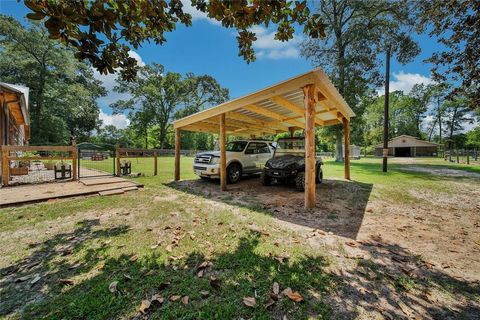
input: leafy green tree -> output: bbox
[405,83,432,138]
[465,127,480,150]
[91,125,133,146]
[301,0,418,161]
[416,0,479,110]
[23,0,325,80]
[443,97,474,149]
[0,15,105,144]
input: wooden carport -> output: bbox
[172,69,355,208]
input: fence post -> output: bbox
[467,149,470,165]
[456,149,459,163]
[154,150,158,176]
[71,141,78,180]
[1,146,9,186]
[115,144,121,177]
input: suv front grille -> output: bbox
[195,155,211,164]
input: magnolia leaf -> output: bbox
[109,281,118,293]
[169,295,181,302]
[181,295,189,305]
[272,282,280,295]
[243,296,256,308]
[265,298,276,309]
[287,291,304,302]
[138,300,151,313]
[200,290,210,298]
[151,294,164,304]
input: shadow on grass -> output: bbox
[165,177,373,239]
[0,219,129,317]
[1,219,478,319]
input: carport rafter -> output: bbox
[173,68,355,209]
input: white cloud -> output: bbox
[99,111,130,129]
[377,71,433,95]
[93,50,144,107]
[251,26,301,60]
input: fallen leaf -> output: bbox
[282,287,293,296]
[166,244,173,253]
[150,244,159,250]
[30,274,41,285]
[109,281,118,293]
[129,255,138,262]
[15,275,32,283]
[169,295,181,302]
[124,274,132,280]
[151,294,164,304]
[138,300,151,313]
[287,290,304,302]
[209,276,221,289]
[272,282,280,295]
[265,298,275,308]
[200,290,210,298]
[197,269,204,278]
[181,295,189,305]
[197,261,209,270]
[58,278,74,285]
[243,296,256,308]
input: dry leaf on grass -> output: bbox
[108,281,118,293]
[272,282,280,295]
[165,244,173,253]
[58,278,74,285]
[150,244,159,250]
[138,300,151,313]
[265,298,276,309]
[124,274,132,280]
[197,269,204,278]
[243,296,256,308]
[159,281,171,290]
[209,276,221,289]
[181,295,189,305]
[169,295,181,302]
[30,274,41,285]
[129,255,138,262]
[286,290,304,302]
[200,290,210,298]
[151,294,164,304]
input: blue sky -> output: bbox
[1,1,441,129]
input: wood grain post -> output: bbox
[71,141,78,180]
[343,117,351,180]
[219,113,227,191]
[115,144,121,176]
[174,128,180,181]
[154,151,158,176]
[1,146,9,186]
[303,84,316,209]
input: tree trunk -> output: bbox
[437,96,442,144]
[383,45,391,172]
[335,46,346,162]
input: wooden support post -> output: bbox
[288,127,295,137]
[303,84,316,209]
[343,117,351,180]
[71,141,78,181]
[1,146,9,186]
[174,128,181,181]
[219,113,227,191]
[467,150,469,165]
[115,144,121,176]
[154,151,158,176]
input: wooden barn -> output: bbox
[0,82,30,146]
[374,135,439,157]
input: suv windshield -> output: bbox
[274,139,305,157]
[226,141,248,152]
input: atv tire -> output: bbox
[295,171,305,191]
[260,170,271,186]
[316,168,323,184]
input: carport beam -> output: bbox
[219,113,227,191]
[303,84,316,209]
[174,128,181,181]
[343,117,351,180]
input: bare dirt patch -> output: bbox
[170,174,480,319]
[399,166,480,178]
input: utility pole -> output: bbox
[382,45,391,172]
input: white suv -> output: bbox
[193,140,275,183]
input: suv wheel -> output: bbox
[260,170,271,186]
[316,168,323,184]
[227,163,242,184]
[295,172,305,191]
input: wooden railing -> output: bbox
[115,147,159,177]
[1,144,77,186]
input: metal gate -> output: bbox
[77,143,115,178]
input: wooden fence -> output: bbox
[115,147,159,177]
[1,144,77,186]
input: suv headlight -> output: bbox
[210,156,220,165]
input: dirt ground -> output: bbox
[172,168,480,319]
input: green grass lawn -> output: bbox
[0,156,479,319]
